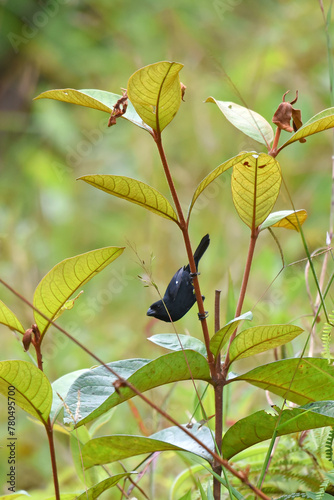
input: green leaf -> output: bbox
[0,300,25,334]
[148,334,207,357]
[188,152,249,219]
[296,494,334,500]
[78,175,178,222]
[82,89,153,132]
[34,87,113,111]
[82,423,214,468]
[260,209,307,231]
[53,290,83,321]
[177,491,192,500]
[0,360,52,424]
[50,369,90,423]
[222,404,334,460]
[206,482,214,500]
[231,357,334,405]
[280,107,334,149]
[206,98,274,146]
[34,88,153,133]
[75,474,133,500]
[44,495,77,500]
[231,152,282,229]
[198,479,208,500]
[69,425,108,488]
[89,408,116,437]
[229,324,304,363]
[171,465,205,500]
[0,494,30,499]
[64,352,211,426]
[33,246,124,337]
[64,358,150,425]
[209,312,253,358]
[200,462,245,499]
[127,61,183,132]
[302,400,334,419]
[70,426,102,487]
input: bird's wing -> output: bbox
[164,266,185,301]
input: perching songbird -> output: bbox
[146,234,210,322]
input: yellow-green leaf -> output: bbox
[231,153,281,229]
[53,290,84,321]
[70,426,101,488]
[33,247,125,337]
[75,474,133,500]
[280,107,334,149]
[209,311,253,357]
[0,494,30,499]
[231,358,334,406]
[79,174,178,222]
[44,496,76,500]
[0,300,25,334]
[82,423,214,468]
[127,61,183,132]
[187,152,250,220]
[34,88,153,133]
[206,98,274,147]
[34,88,114,112]
[0,360,52,424]
[260,209,307,231]
[222,404,334,460]
[229,324,304,364]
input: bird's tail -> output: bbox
[193,234,210,269]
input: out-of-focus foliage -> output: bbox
[0,0,333,496]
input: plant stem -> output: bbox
[213,290,223,500]
[0,284,270,499]
[235,228,259,319]
[222,227,259,374]
[268,127,281,157]
[330,149,334,239]
[154,133,216,375]
[30,326,60,500]
[32,326,43,371]
[45,418,60,500]
[319,0,334,239]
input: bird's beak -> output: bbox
[146,307,155,317]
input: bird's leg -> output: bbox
[189,271,200,279]
[198,311,209,320]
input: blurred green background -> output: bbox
[0,0,333,497]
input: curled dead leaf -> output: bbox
[180,82,186,101]
[108,89,128,127]
[272,90,306,143]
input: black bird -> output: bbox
[147,234,210,322]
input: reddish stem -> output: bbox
[0,278,270,497]
[31,325,43,370]
[154,133,216,375]
[222,227,259,375]
[269,127,281,157]
[153,135,269,497]
[213,290,223,500]
[45,419,60,500]
[30,325,60,500]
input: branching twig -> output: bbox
[0,277,271,500]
